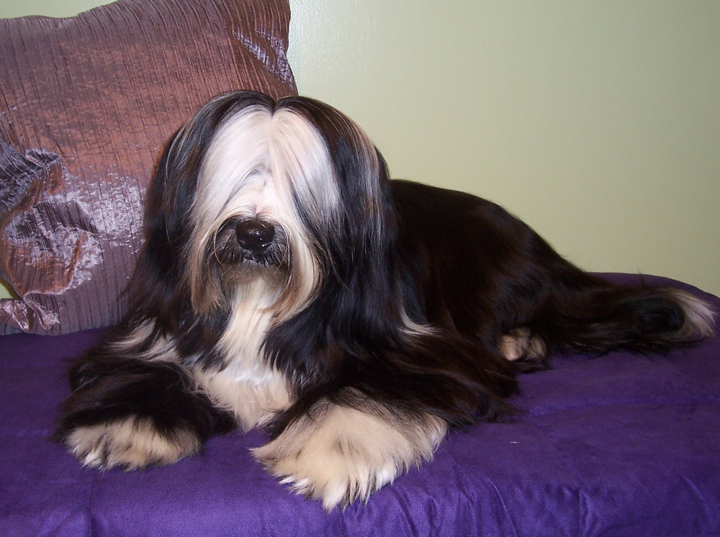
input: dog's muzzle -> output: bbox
[212,217,286,268]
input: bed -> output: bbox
[2,1,719,535]
[1,274,718,535]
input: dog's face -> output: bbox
[186,97,331,319]
[150,92,391,327]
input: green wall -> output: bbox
[2,0,719,301]
[1,0,111,17]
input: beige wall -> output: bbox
[2,0,719,301]
[0,0,111,17]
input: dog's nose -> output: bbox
[235,220,275,253]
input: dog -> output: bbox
[54,90,715,510]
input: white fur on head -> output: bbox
[185,102,342,319]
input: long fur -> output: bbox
[54,90,716,510]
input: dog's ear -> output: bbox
[120,125,203,331]
[263,100,414,382]
[275,97,394,250]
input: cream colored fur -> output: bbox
[669,288,716,338]
[66,417,202,470]
[191,279,293,429]
[253,391,448,511]
[499,327,547,361]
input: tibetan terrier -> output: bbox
[54,90,715,510]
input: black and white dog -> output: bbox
[55,90,715,510]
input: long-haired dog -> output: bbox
[54,90,715,510]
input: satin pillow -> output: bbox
[0,0,296,334]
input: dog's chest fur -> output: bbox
[193,279,292,430]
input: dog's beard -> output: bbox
[203,216,320,330]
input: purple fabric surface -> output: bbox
[1,274,718,536]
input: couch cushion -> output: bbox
[0,0,296,334]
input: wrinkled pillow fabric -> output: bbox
[0,0,296,334]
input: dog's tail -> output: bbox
[540,277,716,355]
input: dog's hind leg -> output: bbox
[498,327,547,362]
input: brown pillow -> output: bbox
[0,0,297,334]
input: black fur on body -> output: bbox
[54,91,715,510]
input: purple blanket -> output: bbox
[2,274,719,536]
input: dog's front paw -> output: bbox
[62,417,202,471]
[253,400,446,510]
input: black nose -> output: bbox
[235,220,275,253]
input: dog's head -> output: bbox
[142,91,394,326]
